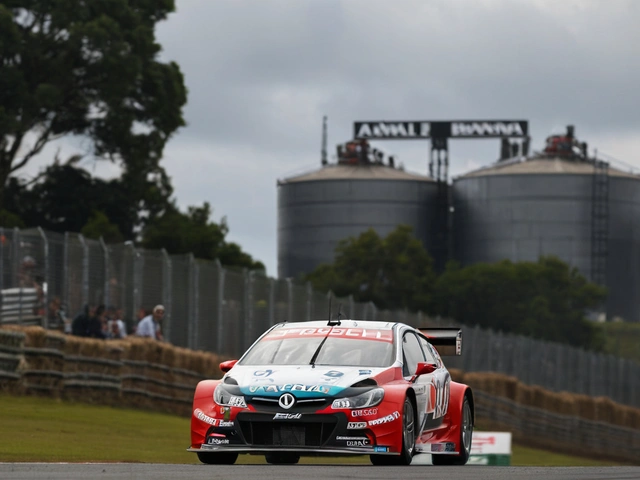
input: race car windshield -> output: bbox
[239,336,394,368]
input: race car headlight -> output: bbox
[332,388,384,409]
[213,385,247,408]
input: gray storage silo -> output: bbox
[453,127,640,322]
[278,145,440,279]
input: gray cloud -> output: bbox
[20,0,640,276]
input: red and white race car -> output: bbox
[188,319,474,465]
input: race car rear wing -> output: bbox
[418,327,462,356]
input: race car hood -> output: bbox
[226,365,388,397]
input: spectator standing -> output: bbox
[107,307,127,339]
[136,305,164,341]
[86,304,107,339]
[71,305,93,337]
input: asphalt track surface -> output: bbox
[1,464,639,480]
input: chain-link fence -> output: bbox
[0,226,638,408]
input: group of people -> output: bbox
[70,304,165,341]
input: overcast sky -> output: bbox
[19,0,640,277]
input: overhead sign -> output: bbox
[354,120,528,139]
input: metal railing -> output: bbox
[0,226,638,408]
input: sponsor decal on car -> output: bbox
[248,384,330,394]
[368,411,400,426]
[273,413,302,420]
[207,437,230,445]
[336,436,371,447]
[374,446,389,452]
[228,395,247,408]
[347,440,369,447]
[324,370,344,378]
[253,369,274,377]
[347,422,367,429]
[265,328,393,342]
[430,442,456,453]
[358,369,372,375]
[351,408,378,417]
[194,409,217,426]
[218,420,234,427]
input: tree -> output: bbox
[306,225,436,312]
[3,158,172,239]
[81,210,124,244]
[141,202,265,271]
[431,256,607,350]
[0,0,187,208]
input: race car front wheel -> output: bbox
[432,395,473,466]
[370,396,416,466]
[197,452,238,465]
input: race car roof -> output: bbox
[272,320,397,330]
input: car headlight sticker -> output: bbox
[332,387,384,409]
[213,385,247,408]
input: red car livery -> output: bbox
[188,319,474,465]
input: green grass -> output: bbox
[0,394,627,466]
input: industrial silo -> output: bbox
[453,126,640,322]
[278,140,440,279]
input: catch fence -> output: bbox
[0,226,638,407]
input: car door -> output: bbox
[401,331,429,429]
[419,335,451,425]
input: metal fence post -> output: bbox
[216,259,225,354]
[0,227,4,292]
[245,269,254,349]
[286,278,293,322]
[37,227,50,329]
[78,234,89,308]
[161,249,172,343]
[63,232,69,317]
[189,254,198,350]
[100,237,109,309]
[306,282,312,321]
[268,278,275,326]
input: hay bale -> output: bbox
[23,327,47,348]
[575,395,597,421]
[515,384,533,406]
[448,368,464,383]
[594,396,615,425]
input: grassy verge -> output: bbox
[0,394,627,466]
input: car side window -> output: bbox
[402,332,426,377]
[419,336,439,366]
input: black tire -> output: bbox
[197,452,238,465]
[265,453,300,464]
[370,397,416,466]
[432,396,473,466]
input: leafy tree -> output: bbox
[0,207,24,228]
[306,225,436,312]
[0,0,187,208]
[81,210,124,244]
[3,158,172,239]
[142,202,265,271]
[431,256,607,350]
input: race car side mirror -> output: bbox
[414,362,437,377]
[220,360,238,372]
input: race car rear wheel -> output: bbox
[432,395,473,466]
[265,453,300,464]
[370,396,415,466]
[196,452,238,465]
